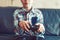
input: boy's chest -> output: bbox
[23,13,34,21]
[18,12,38,21]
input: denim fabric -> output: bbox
[16,35,44,40]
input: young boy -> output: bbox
[13,0,45,40]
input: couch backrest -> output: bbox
[0,7,17,34]
[0,7,60,35]
[40,9,60,35]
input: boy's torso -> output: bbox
[14,7,44,38]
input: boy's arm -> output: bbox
[35,10,45,33]
[13,9,20,35]
[13,9,30,35]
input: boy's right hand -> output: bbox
[18,21,30,32]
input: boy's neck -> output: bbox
[24,7,32,12]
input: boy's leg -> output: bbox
[29,36,36,40]
[36,37,44,40]
[23,35,36,40]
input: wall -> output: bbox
[0,0,60,8]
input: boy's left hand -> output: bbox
[35,24,45,33]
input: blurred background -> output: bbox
[0,0,60,8]
[0,0,60,40]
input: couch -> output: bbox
[0,7,60,40]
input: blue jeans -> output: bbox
[18,35,44,40]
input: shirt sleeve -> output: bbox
[36,9,45,34]
[36,10,44,24]
[13,9,19,27]
[13,9,24,27]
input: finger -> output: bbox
[37,28,40,32]
[24,21,30,28]
[19,22,25,30]
[39,24,45,32]
[23,23,29,32]
[25,22,30,29]
[37,26,44,32]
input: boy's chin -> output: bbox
[23,6,32,8]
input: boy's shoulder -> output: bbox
[14,7,24,12]
[33,8,42,14]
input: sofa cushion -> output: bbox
[0,7,17,34]
[40,9,60,35]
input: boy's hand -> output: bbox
[35,24,45,33]
[18,21,30,32]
